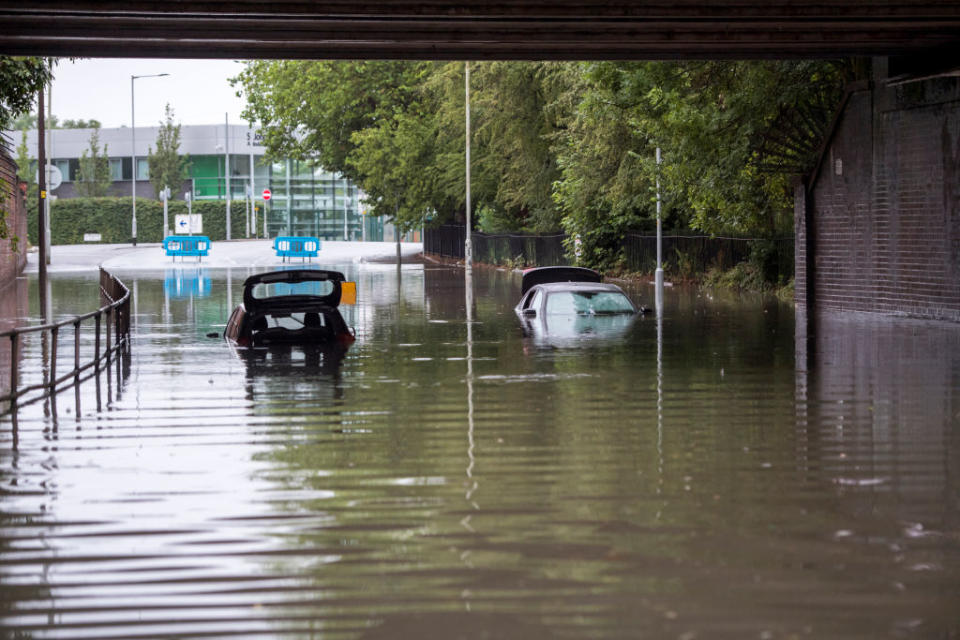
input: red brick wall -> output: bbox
[798,61,960,322]
[0,149,29,290]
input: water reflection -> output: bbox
[0,267,957,639]
[519,311,637,348]
[163,267,212,299]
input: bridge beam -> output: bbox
[2,2,960,59]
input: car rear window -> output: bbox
[250,280,336,300]
[545,291,634,314]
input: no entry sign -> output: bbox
[262,188,272,201]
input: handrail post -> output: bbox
[9,334,18,411]
[105,308,112,362]
[94,313,101,374]
[49,326,59,392]
[74,320,81,387]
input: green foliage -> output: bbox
[60,118,102,129]
[147,104,190,198]
[1,56,52,241]
[76,128,111,197]
[10,113,101,131]
[32,197,246,246]
[234,58,842,283]
[0,57,52,130]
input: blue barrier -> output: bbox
[163,236,210,262]
[274,236,321,262]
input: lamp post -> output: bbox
[131,72,169,246]
[464,61,472,267]
[655,147,664,310]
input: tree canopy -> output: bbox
[0,56,52,131]
[147,104,191,199]
[232,59,848,269]
[76,128,112,197]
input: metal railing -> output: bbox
[424,225,569,266]
[1,268,131,415]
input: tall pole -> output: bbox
[130,72,169,246]
[655,147,664,310]
[131,75,137,245]
[37,86,48,305]
[249,149,255,238]
[45,73,52,265]
[225,113,231,241]
[464,61,472,267]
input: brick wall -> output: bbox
[0,148,28,290]
[797,59,960,322]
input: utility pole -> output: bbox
[464,61,472,267]
[225,112,231,241]
[655,147,664,310]
[37,86,47,306]
[44,72,52,265]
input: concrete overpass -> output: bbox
[3,1,960,321]
[2,1,960,60]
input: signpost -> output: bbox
[36,164,63,191]
[174,214,203,235]
[262,189,271,238]
[161,186,171,237]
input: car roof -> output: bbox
[520,266,602,296]
[242,269,345,312]
[531,282,628,293]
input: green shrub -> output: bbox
[32,197,247,245]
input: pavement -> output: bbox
[24,239,425,272]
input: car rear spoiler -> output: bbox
[243,269,346,311]
[519,266,602,296]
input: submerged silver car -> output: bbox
[515,267,638,317]
[515,267,643,346]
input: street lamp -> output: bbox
[131,72,170,246]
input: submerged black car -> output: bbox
[224,269,355,348]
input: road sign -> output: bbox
[36,164,63,190]
[262,188,272,201]
[174,214,203,234]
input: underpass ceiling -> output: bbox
[2,1,960,59]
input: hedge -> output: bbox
[30,197,249,245]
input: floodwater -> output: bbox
[1,263,958,639]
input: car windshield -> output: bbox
[545,291,634,315]
[250,280,335,300]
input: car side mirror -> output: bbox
[523,308,537,317]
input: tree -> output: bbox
[233,60,431,181]
[0,56,52,130]
[147,104,190,198]
[75,128,112,197]
[61,118,101,129]
[1,56,52,242]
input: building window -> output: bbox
[136,158,149,180]
[54,159,71,182]
[110,159,123,181]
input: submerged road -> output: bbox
[23,239,425,273]
[1,256,959,639]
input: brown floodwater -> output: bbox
[1,263,958,639]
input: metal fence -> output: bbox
[623,234,794,282]
[424,225,569,266]
[1,268,131,416]
[424,225,794,281]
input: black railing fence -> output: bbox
[472,232,569,267]
[425,225,794,282]
[425,225,568,266]
[1,268,131,417]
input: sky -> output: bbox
[49,58,249,129]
